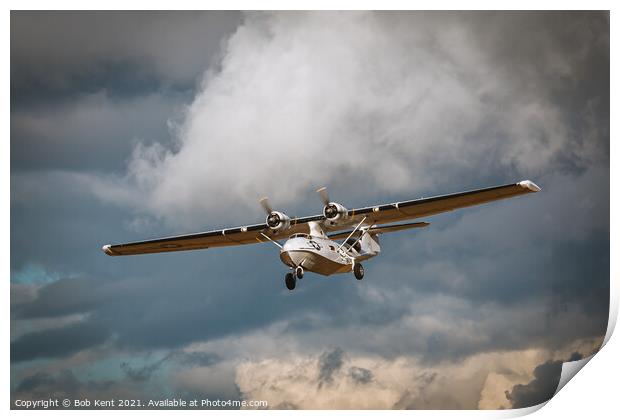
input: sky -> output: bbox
[10,11,609,409]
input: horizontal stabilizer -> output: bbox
[329,221,429,240]
[368,221,430,235]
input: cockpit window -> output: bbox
[290,233,311,239]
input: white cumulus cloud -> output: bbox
[87,11,606,229]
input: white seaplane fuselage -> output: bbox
[279,230,380,276]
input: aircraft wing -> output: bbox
[343,180,541,226]
[102,221,311,256]
[102,180,540,256]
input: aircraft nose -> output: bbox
[282,239,295,251]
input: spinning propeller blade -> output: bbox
[259,197,273,214]
[317,187,330,205]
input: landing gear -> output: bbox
[353,263,364,280]
[285,267,303,291]
[285,272,296,290]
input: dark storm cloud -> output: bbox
[121,358,168,382]
[505,360,562,408]
[348,366,373,384]
[465,11,609,124]
[15,370,114,398]
[12,369,134,408]
[12,351,229,405]
[11,320,110,362]
[120,350,220,382]
[16,371,63,393]
[11,11,240,172]
[11,11,241,105]
[12,277,103,319]
[10,171,139,274]
[443,11,609,176]
[318,348,344,385]
[175,351,221,367]
[505,352,583,409]
[11,93,187,172]
[10,262,401,361]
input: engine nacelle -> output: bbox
[323,202,349,225]
[266,211,291,232]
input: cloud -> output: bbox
[504,360,563,408]
[11,92,186,172]
[317,348,344,385]
[15,370,109,397]
[505,352,582,409]
[9,324,600,409]
[12,369,140,406]
[11,263,62,285]
[120,350,221,382]
[169,360,242,402]
[11,11,240,103]
[348,366,373,384]
[12,277,103,319]
[84,11,608,229]
[10,320,111,363]
[175,351,221,367]
[121,358,169,382]
[234,343,598,409]
[11,348,226,405]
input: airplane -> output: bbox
[102,180,541,291]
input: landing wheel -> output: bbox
[295,266,304,279]
[285,272,296,290]
[353,263,364,280]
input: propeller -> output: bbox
[259,197,273,214]
[316,187,330,205]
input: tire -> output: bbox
[353,263,364,280]
[295,266,304,279]
[285,272,296,290]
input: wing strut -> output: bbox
[345,223,377,252]
[337,216,367,252]
[260,232,283,249]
